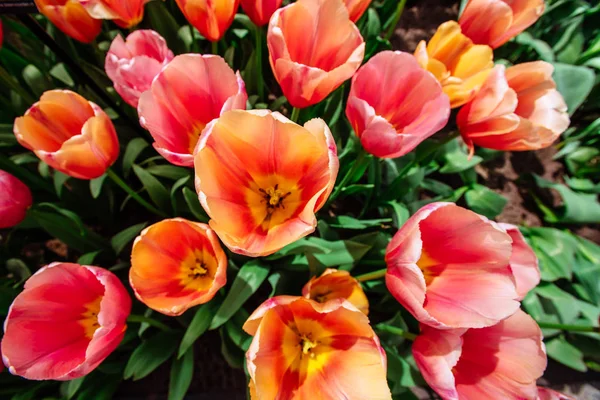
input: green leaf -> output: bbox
[146,165,190,180]
[62,377,85,399]
[552,63,595,114]
[124,331,179,380]
[123,138,149,177]
[329,216,392,229]
[178,300,219,358]
[133,164,170,211]
[111,222,147,255]
[53,171,70,197]
[182,186,209,222]
[22,64,51,95]
[90,174,108,199]
[465,184,507,219]
[514,33,555,61]
[386,201,410,228]
[523,227,577,281]
[546,337,587,372]
[210,261,270,329]
[49,63,75,87]
[534,175,600,223]
[439,140,483,174]
[77,250,102,265]
[168,347,194,400]
[307,237,374,268]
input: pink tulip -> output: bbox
[1,263,131,380]
[346,51,450,159]
[537,387,576,400]
[499,223,540,300]
[0,171,33,229]
[105,30,174,108]
[413,310,547,400]
[138,54,247,167]
[385,202,520,329]
[267,0,365,108]
[240,0,283,26]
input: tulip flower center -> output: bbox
[260,184,292,211]
[299,334,319,357]
[180,250,217,290]
[417,250,438,285]
[312,290,333,304]
[80,296,102,339]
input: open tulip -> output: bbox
[346,51,450,159]
[413,310,547,400]
[175,0,239,42]
[243,296,391,399]
[457,63,569,154]
[78,0,149,28]
[537,388,576,400]
[302,268,369,315]
[138,54,247,167]
[105,30,174,108]
[343,0,372,22]
[34,0,101,43]
[1,262,131,380]
[130,218,227,316]
[0,171,33,229]
[194,110,338,257]
[14,90,119,180]
[414,21,493,108]
[499,223,540,300]
[385,202,519,329]
[459,0,545,49]
[268,0,365,108]
[241,0,282,26]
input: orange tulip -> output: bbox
[241,0,282,26]
[130,218,227,316]
[175,0,240,42]
[267,0,365,108]
[243,296,391,399]
[34,0,101,43]
[302,268,369,315]
[344,0,372,22]
[194,110,339,257]
[414,21,493,108]
[78,0,149,28]
[14,90,119,180]
[460,0,545,49]
[457,63,569,154]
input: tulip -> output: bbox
[243,296,392,399]
[194,110,339,257]
[537,387,576,400]
[105,30,174,108]
[1,262,131,380]
[78,0,149,28]
[14,90,119,180]
[175,0,240,42]
[457,63,569,154]
[414,21,493,108]
[268,0,365,108]
[385,202,519,329]
[346,51,450,159]
[130,218,227,316]
[241,0,282,27]
[302,268,369,315]
[138,54,247,167]
[499,223,540,300]
[413,310,547,400]
[344,0,372,22]
[459,0,545,49]
[0,171,33,229]
[34,0,101,43]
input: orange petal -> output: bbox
[302,268,369,315]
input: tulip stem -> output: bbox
[290,107,301,123]
[127,314,175,332]
[355,268,386,282]
[376,324,417,341]
[327,150,369,205]
[212,41,219,55]
[255,26,265,101]
[384,0,408,41]
[106,169,168,218]
[189,25,198,52]
[537,321,600,333]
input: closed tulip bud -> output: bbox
[460,0,545,49]
[240,0,282,26]
[346,51,450,159]
[130,218,227,316]
[0,171,33,229]
[34,0,101,43]
[457,63,569,154]
[1,263,131,380]
[343,0,372,22]
[138,54,247,167]
[385,202,520,330]
[105,30,174,108]
[414,21,493,108]
[413,310,547,400]
[14,90,119,180]
[175,0,240,42]
[268,0,365,108]
[302,268,369,315]
[78,0,150,28]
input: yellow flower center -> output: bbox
[300,334,319,357]
[260,184,292,210]
[179,249,217,291]
[417,249,438,285]
[80,296,102,339]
